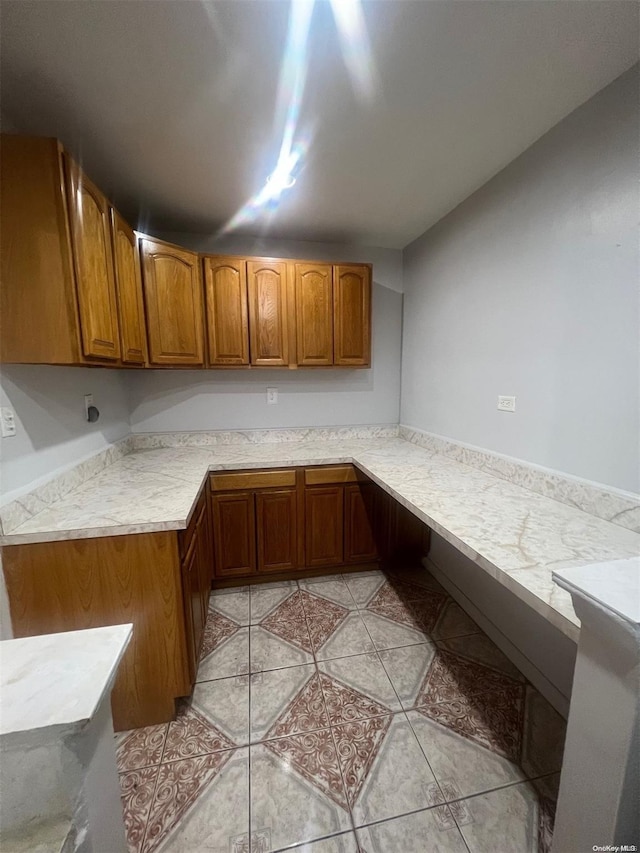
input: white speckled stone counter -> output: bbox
[2,436,639,642]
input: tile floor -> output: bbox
[116,566,566,853]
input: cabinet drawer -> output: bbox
[304,465,369,485]
[210,469,296,492]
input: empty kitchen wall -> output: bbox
[0,367,130,502]
[127,238,403,433]
[401,66,639,493]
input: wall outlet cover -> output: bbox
[497,395,516,412]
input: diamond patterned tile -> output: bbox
[251,582,303,623]
[251,731,351,851]
[116,724,168,773]
[141,748,249,853]
[332,713,437,827]
[250,625,314,672]
[318,653,401,723]
[252,666,329,741]
[163,704,236,763]
[119,765,159,853]
[454,774,560,853]
[208,589,250,625]
[117,572,557,853]
[356,805,468,853]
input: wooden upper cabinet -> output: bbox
[65,156,121,361]
[295,263,333,365]
[140,237,204,366]
[203,256,249,365]
[110,209,147,365]
[333,264,371,366]
[247,260,290,366]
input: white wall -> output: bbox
[0,366,130,501]
[401,67,640,493]
[127,237,403,433]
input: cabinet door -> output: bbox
[65,156,121,361]
[247,260,289,366]
[256,489,298,573]
[344,483,379,564]
[140,237,204,365]
[211,491,256,577]
[305,486,344,567]
[295,263,333,365]
[111,209,148,364]
[204,256,249,365]
[333,264,371,366]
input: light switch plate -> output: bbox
[497,395,516,412]
[266,387,278,405]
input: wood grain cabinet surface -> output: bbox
[65,156,121,361]
[111,208,148,365]
[295,263,334,365]
[1,135,122,365]
[247,259,291,366]
[1,136,372,369]
[140,236,205,366]
[203,256,250,365]
[334,264,371,366]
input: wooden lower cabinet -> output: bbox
[256,488,298,573]
[211,491,256,577]
[344,483,378,564]
[180,493,213,684]
[305,485,344,568]
[3,532,192,732]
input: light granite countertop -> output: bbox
[2,437,639,641]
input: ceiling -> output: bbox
[1,1,638,249]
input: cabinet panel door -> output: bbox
[247,260,289,366]
[204,256,249,365]
[65,157,121,360]
[305,486,344,567]
[140,237,204,365]
[111,209,147,364]
[344,483,379,564]
[295,263,333,365]
[211,491,256,577]
[256,489,298,573]
[333,264,371,366]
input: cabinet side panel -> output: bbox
[2,533,190,730]
[0,135,80,363]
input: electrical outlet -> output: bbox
[497,395,516,412]
[0,407,16,437]
[266,387,278,405]
[84,394,94,420]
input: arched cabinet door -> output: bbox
[139,236,204,366]
[65,156,121,361]
[203,256,249,365]
[247,259,290,366]
[295,263,333,365]
[333,264,371,366]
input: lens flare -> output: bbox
[220,0,376,235]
